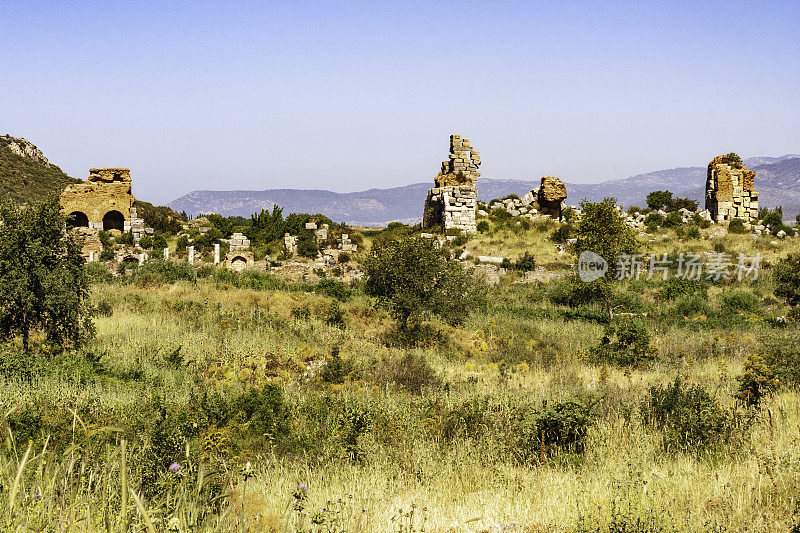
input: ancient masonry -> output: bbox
[536,176,568,220]
[224,232,254,271]
[59,168,146,238]
[423,134,480,234]
[705,155,759,222]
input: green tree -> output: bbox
[572,198,640,318]
[573,198,640,279]
[646,190,673,211]
[363,236,472,333]
[0,197,94,352]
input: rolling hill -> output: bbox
[0,135,81,204]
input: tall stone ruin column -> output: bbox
[422,134,481,234]
[705,154,759,222]
[214,243,220,264]
[187,246,194,264]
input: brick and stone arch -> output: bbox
[59,168,135,230]
[229,255,248,271]
[103,210,125,231]
[67,211,89,228]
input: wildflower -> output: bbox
[298,483,308,492]
[169,462,181,473]
[242,461,253,479]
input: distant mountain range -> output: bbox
[169,155,800,225]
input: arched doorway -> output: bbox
[230,256,248,272]
[67,211,89,228]
[103,210,125,231]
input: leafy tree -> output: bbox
[138,233,153,249]
[205,213,235,238]
[646,190,673,211]
[153,232,168,250]
[0,197,94,352]
[573,198,639,280]
[671,197,698,212]
[759,206,783,227]
[363,236,472,333]
[296,231,318,258]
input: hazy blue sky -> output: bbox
[2,1,798,204]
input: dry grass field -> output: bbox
[2,217,800,532]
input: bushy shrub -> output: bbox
[640,378,741,455]
[673,294,712,318]
[134,259,196,284]
[378,352,440,393]
[314,278,351,301]
[297,231,318,258]
[590,320,655,366]
[290,305,311,320]
[735,334,800,407]
[320,347,353,384]
[736,352,780,407]
[550,224,573,243]
[774,254,800,306]
[659,277,706,301]
[719,289,763,316]
[507,252,536,271]
[94,299,114,317]
[233,383,290,440]
[325,301,346,329]
[86,261,113,283]
[685,225,701,239]
[515,399,594,460]
[644,212,665,227]
[728,218,747,234]
[662,211,683,228]
[476,220,490,233]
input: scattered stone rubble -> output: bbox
[423,135,480,234]
[706,155,759,222]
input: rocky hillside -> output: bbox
[0,135,80,204]
[169,155,800,224]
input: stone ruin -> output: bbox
[423,134,480,234]
[536,176,568,220]
[224,232,254,271]
[705,155,759,222]
[60,167,150,260]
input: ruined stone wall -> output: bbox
[435,135,481,186]
[60,168,135,230]
[423,186,478,234]
[705,156,758,222]
[424,134,480,234]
